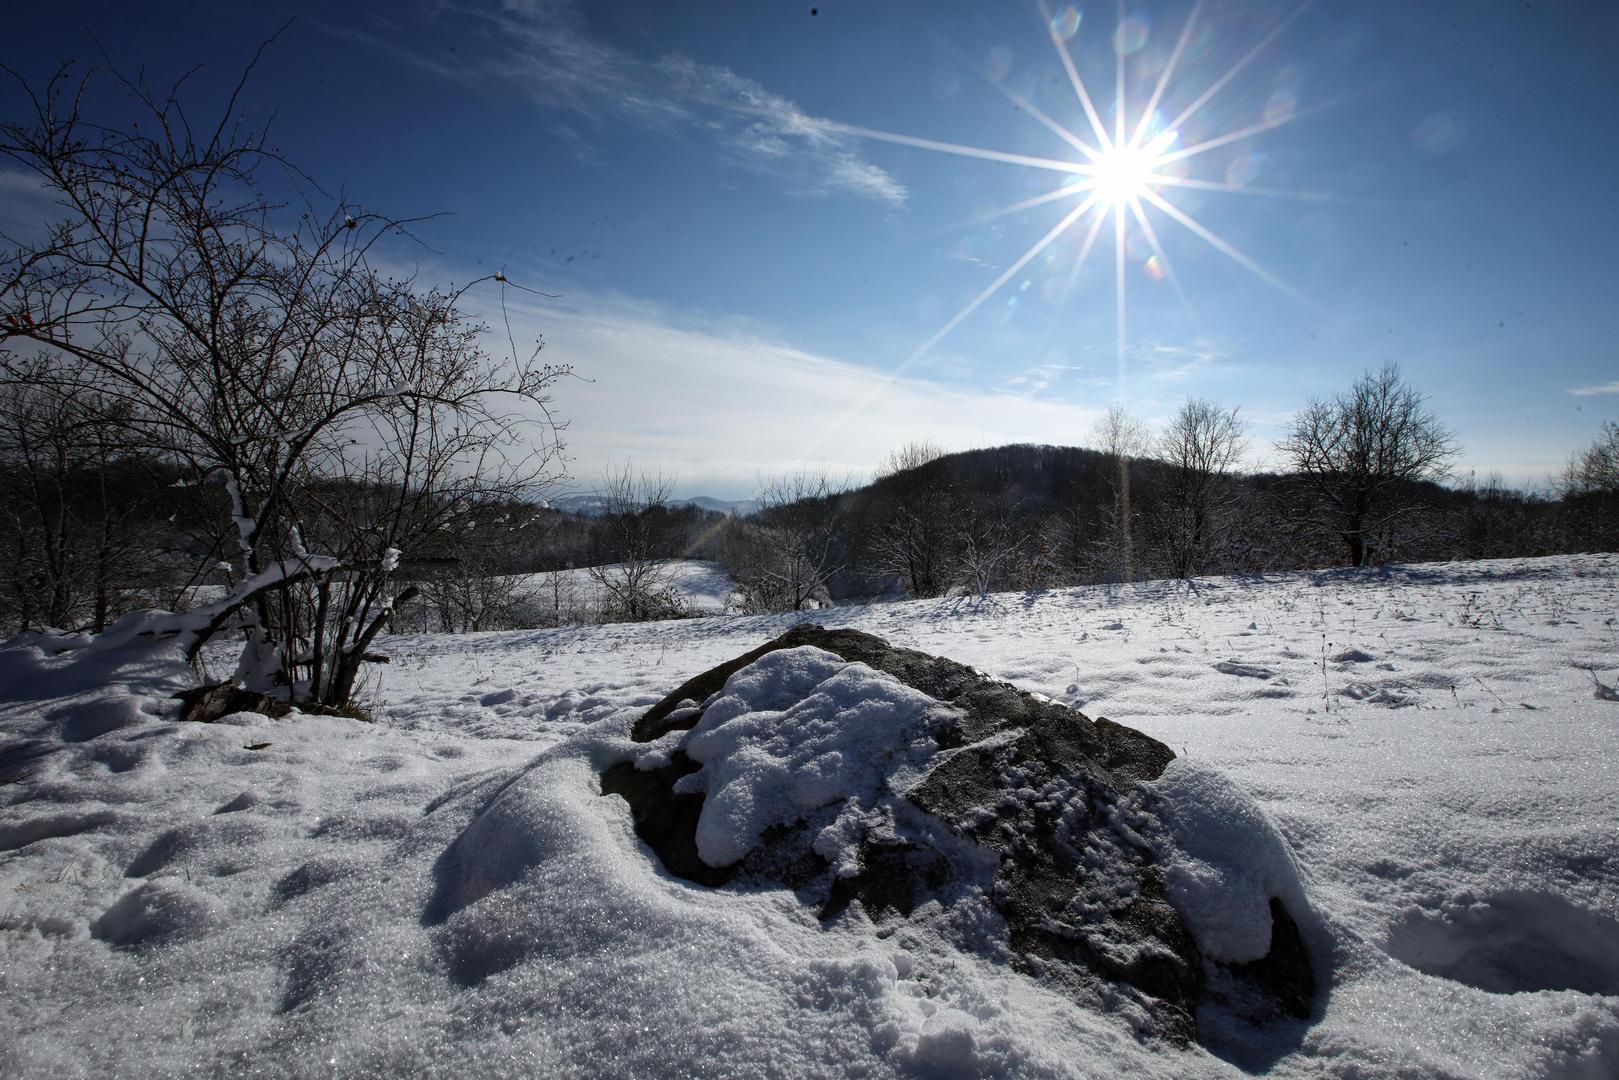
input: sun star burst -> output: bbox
[1086,141,1163,208]
[829,0,1325,385]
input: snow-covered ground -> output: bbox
[506,558,742,619]
[3,554,1618,1077]
[187,559,744,630]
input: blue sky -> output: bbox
[8,0,1619,497]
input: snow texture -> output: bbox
[675,645,943,869]
[2,553,1618,1078]
[1150,758,1312,964]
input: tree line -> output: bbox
[439,372,1613,621]
[5,357,1617,641]
[685,370,1608,611]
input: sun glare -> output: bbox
[829,0,1322,382]
[1087,143,1158,207]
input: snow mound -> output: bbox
[676,646,943,869]
[1150,758,1313,965]
[593,626,1330,1041]
[91,877,225,948]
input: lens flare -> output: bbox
[1050,5,1082,40]
[985,46,1014,83]
[828,0,1326,384]
[1113,15,1150,56]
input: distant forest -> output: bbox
[5,419,1616,636]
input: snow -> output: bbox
[1149,758,1313,964]
[3,553,1619,1077]
[418,559,743,628]
[675,645,944,869]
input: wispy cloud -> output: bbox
[1569,380,1619,396]
[1000,360,1089,397]
[1132,339,1232,381]
[941,245,994,269]
[654,55,906,205]
[493,291,1107,496]
[323,2,904,206]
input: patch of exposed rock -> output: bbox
[603,624,1315,1043]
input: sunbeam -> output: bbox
[1151,175,1334,202]
[1141,187,1318,311]
[1127,196,1196,323]
[823,121,1087,175]
[836,0,1323,386]
[976,66,1101,161]
[1158,94,1343,167]
[1036,0,1112,149]
[1164,3,1311,134]
[1130,0,1205,148]
[937,181,1091,237]
[906,194,1101,370]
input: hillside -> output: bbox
[2,555,1617,1077]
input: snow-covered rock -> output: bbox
[592,624,1314,1042]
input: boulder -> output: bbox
[175,682,291,724]
[603,624,1314,1043]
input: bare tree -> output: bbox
[1154,399,1248,578]
[1088,406,1152,582]
[585,467,684,621]
[1558,421,1619,550]
[1562,421,1619,496]
[954,493,1022,597]
[1277,365,1457,567]
[731,470,849,611]
[0,59,568,705]
[865,441,957,598]
[0,385,158,632]
[539,564,585,627]
[415,500,545,633]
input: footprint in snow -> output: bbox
[1213,660,1275,679]
[1337,682,1416,707]
[1383,890,1619,996]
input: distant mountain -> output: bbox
[546,494,760,517]
[547,494,610,516]
[683,496,761,516]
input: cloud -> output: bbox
[654,54,906,206]
[999,360,1089,397]
[941,245,994,269]
[326,3,904,206]
[1131,339,1232,381]
[1569,381,1619,397]
[0,168,63,244]
[496,293,1108,497]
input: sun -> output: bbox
[820,0,1322,380]
[1086,143,1160,208]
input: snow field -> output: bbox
[1,554,1616,1077]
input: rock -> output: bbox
[174,682,290,724]
[604,625,1317,1043]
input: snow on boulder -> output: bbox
[601,624,1318,1043]
[1149,758,1318,1021]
